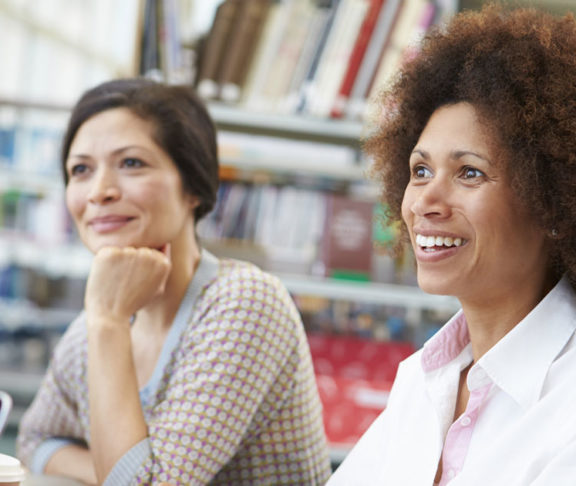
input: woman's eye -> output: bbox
[461,166,485,179]
[69,164,88,176]
[122,157,144,168]
[412,165,432,179]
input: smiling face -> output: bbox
[65,107,197,254]
[401,102,550,305]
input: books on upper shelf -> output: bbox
[195,0,272,101]
[194,0,456,120]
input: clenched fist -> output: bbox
[85,245,172,325]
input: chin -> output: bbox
[417,275,456,296]
[84,237,139,253]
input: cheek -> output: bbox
[136,180,190,215]
[65,187,84,220]
[400,190,413,224]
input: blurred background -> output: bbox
[0,0,571,467]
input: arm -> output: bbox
[113,267,303,484]
[16,316,95,481]
[84,246,171,484]
[44,444,97,485]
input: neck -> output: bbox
[460,271,557,361]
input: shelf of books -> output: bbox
[194,0,459,122]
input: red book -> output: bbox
[321,194,374,281]
[331,0,385,118]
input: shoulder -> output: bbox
[194,257,303,341]
[216,258,288,289]
[203,258,296,312]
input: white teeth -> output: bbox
[415,234,464,248]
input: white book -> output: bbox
[279,5,332,114]
[306,0,370,118]
[241,0,293,112]
[260,0,319,113]
[365,0,430,120]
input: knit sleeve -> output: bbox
[127,265,306,485]
[16,315,89,470]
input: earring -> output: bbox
[550,228,559,238]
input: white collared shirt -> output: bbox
[327,276,576,485]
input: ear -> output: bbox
[186,194,201,211]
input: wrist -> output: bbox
[86,313,132,332]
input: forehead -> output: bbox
[71,107,158,149]
[420,103,488,144]
[417,103,508,165]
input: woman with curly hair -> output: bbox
[329,4,576,485]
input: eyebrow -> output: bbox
[68,145,147,160]
[410,148,493,165]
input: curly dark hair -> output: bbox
[365,3,576,285]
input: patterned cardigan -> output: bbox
[17,251,331,485]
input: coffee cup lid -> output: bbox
[0,453,26,481]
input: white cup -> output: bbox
[0,453,26,486]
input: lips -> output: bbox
[88,215,135,233]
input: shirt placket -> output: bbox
[438,379,492,485]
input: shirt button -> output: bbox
[472,368,486,381]
[461,416,471,426]
[448,469,457,478]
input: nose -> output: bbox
[409,177,452,218]
[87,167,121,204]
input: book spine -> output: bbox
[195,0,241,99]
[366,0,430,115]
[240,0,292,112]
[254,0,318,112]
[218,0,272,103]
[330,0,384,118]
[345,0,402,120]
[279,5,332,114]
[296,0,341,114]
